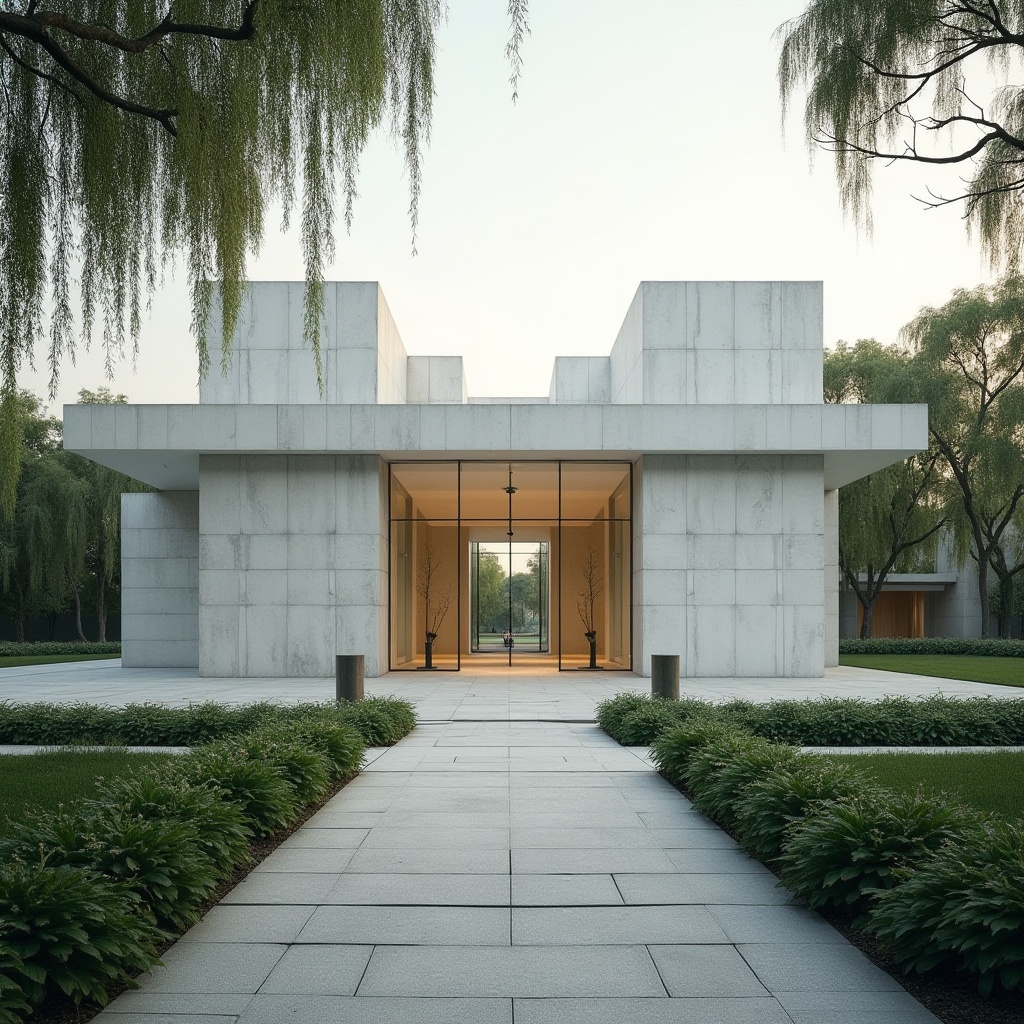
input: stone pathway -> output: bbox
[99,722,939,1024]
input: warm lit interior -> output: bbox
[389,461,632,671]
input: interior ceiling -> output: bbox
[392,462,630,521]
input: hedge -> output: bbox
[0,696,416,1021]
[596,692,1024,747]
[0,696,417,748]
[647,716,1024,996]
[839,637,1024,657]
[0,642,121,658]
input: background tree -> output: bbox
[895,275,1024,637]
[0,392,89,639]
[778,1,1024,267]
[0,2,528,516]
[825,340,948,637]
[475,550,507,634]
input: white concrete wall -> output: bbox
[121,492,199,667]
[198,454,388,677]
[824,488,839,666]
[199,282,407,407]
[929,541,985,637]
[633,454,824,677]
[548,357,610,404]
[609,282,823,406]
[406,356,468,403]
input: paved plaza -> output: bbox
[5,661,1014,1021]
[0,659,1019,721]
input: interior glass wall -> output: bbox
[389,461,630,670]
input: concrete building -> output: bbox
[64,281,927,678]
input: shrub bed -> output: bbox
[0,696,417,748]
[0,642,121,658]
[644,709,1024,997]
[0,696,414,1022]
[596,691,1024,747]
[839,637,1024,658]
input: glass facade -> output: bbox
[388,461,631,671]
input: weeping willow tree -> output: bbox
[825,340,947,637]
[778,1,1024,264]
[0,1,530,516]
[894,276,1024,636]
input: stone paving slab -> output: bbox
[512,996,794,1024]
[95,718,941,1024]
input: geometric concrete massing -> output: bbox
[65,280,927,679]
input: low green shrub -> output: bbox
[650,718,745,785]
[684,736,800,830]
[220,730,333,804]
[733,758,868,859]
[778,790,976,923]
[179,747,300,836]
[595,691,653,738]
[0,862,161,1016]
[0,642,121,658]
[277,721,365,781]
[870,821,1024,995]
[0,696,416,747]
[0,804,219,931]
[93,770,252,875]
[839,637,1024,658]
[601,692,1024,748]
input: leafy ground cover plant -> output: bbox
[779,791,978,924]
[0,862,162,1020]
[0,805,217,931]
[649,718,747,784]
[870,821,1024,995]
[683,734,800,830]
[733,758,870,859]
[0,697,416,747]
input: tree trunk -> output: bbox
[96,575,107,642]
[15,591,25,643]
[859,602,874,639]
[46,610,57,640]
[70,579,86,642]
[977,555,991,638]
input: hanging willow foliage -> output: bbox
[0,2,528,517]
[777,1,1024,266]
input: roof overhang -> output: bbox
[63,402,928,492]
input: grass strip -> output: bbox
[0,749,178,827]
[829,750,1024,820]
[839,654,1024,687]
[0,654,121,668]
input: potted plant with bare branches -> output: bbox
[417,544,452,670]
[576,542,604,670]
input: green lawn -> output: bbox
[839,653,1024,687]
[0,749,177,827]
[0,653,120,668]
[830,750,1024,820]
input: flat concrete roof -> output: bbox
[64,401,928,492]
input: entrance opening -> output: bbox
[388,461,631,671]
[470,541,549,655]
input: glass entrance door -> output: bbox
[389,460,631,671]
[470,541,549,657]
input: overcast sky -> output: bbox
[22,0,999,411]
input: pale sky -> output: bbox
[23,0,999,412]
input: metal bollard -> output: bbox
[650,655,680,700]
[335,655,364,703]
